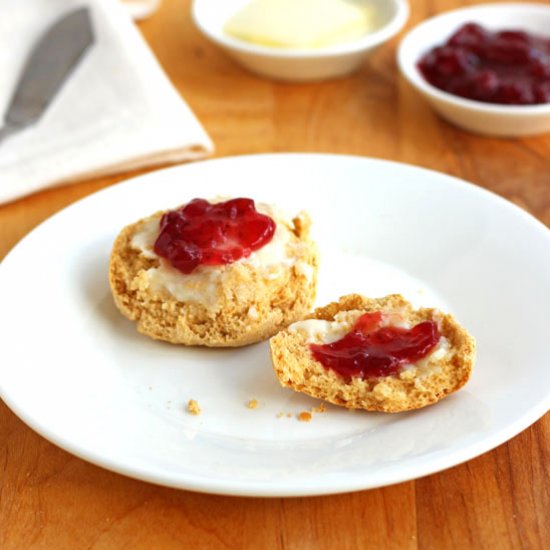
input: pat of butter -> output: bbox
[224,0,375,49]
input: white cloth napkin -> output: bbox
[0,0,214,204]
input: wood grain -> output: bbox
[1,0,550,548]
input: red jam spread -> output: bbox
[310,312,441,380]
[153,198,276,274]
[418,23,550,105]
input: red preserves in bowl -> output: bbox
[417,23,550,105]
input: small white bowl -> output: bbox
[397,3,550,137]
[192,0,409,82]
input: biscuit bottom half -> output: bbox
[109,212,319,347]
[270,294,476,413]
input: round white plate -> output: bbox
[2,154,550,497]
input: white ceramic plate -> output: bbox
[2,154,550,497]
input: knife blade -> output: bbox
[0,7,95,145]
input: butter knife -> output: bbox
[0,7,95,145]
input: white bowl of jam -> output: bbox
[192,0,409,82]
[397,3,550,137]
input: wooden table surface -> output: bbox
[2,0,550,548]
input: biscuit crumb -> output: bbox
[311,403,327,414]
[247,399,259,409]
[187,399,201,415]
[298,411,312,422]
[287,413,292,418]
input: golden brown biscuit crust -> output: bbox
[109,209,318,347]
[270,294,475,413]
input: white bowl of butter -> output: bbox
[192,0,410,82]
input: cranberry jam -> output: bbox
[153,198,276,274]
[418,23,550,105]
[310,312,441,380]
